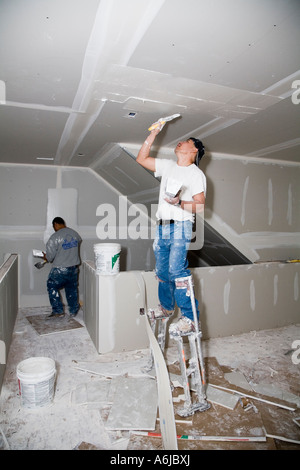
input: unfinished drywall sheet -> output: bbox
[0,255,18,391]
[52,0,167,167]
[44,188,78,243]
[0,255,18,362]
[193,262,300,339]
[201,158,300,242]
[84,262,299,350]
[0,164,57,226]
[203,156,300,262]
[83,263,157,353]
[98,64,281,119]
[61,167,122,226]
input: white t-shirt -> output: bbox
[154,159,206,222]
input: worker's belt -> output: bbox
[157,219,175,225]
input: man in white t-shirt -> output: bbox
[136,124,206,336]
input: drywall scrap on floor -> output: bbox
[130,356,267,449]
[73,357,153,378]
[206,385,240,410]
[74,350,300,450]
[71,375,158,431]
[209,384,296,412]
[1,306,299,451]
[71,379,112,406]
[26,314,83,336]
[105,376,158,431]
[223,371,300,408]
[250,383,300,409]
[293,417,300,428]
[224,371,254,391]
[170,373,240,410]
[140,354,300,451]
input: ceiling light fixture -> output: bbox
[36,157,54,160]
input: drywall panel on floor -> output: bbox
[105,376,158,430]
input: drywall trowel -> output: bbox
[33,249,47,269]
[34,260,47,269]
[148,113,181,131]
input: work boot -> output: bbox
[169,316,195,337]
[147,305,174,321]
[46,312,65,320]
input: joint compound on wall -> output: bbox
[223,280,230,315]
[0,340,6,364]
[44,188,78,244]
[294,272,299,301]
[250,280,255,311]
[273,274,278,306]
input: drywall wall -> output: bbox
[83,262,156,353]
[0,254,18,391]
[192,263,300,339]
[82,261,299,351]
[44,187,79,244]
[123,144,300,262]
[0,163,155,307]
[0,154,299,311]
[202,153,300,262]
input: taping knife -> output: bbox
[148,113,181,131]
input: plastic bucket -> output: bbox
[93,243,121,275]
[17,357,56,409]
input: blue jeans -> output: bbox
[47,266,79,315]
[153,221,199,321]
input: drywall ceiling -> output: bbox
[0,0,299,176]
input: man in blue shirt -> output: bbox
[43,217,82,319]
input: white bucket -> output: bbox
[17,357,56,409]
[94,243,121,275]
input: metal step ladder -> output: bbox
[144,275,210,417]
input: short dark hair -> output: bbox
[52,217,65,226]
[189,137,205,166]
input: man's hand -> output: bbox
[148,119,166,132]
[164,195,180,206]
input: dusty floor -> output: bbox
[0,306,299,451]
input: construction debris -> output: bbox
[1,306,299,450]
